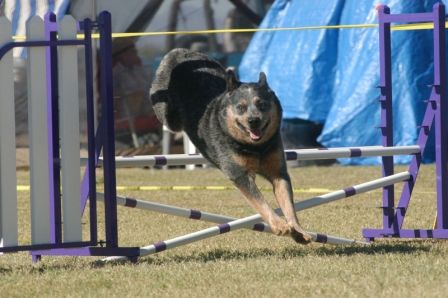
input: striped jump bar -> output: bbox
[96,193,366,246]
[285,145,420,161]
[89,145,420,168]
[102,171,410,262]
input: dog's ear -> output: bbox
[226,69,238,92]
[259,72,267,87]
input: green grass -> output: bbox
[1,165,448,297]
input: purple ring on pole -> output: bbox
[344,187,356,197]
[218,223,231,234]
[124,198,137,208]
[253,223,265,232]
[154,156,168,166]
[154,242,167,253]
[315,233,328,243]
[350,148,362,157]
[190,210,202,220]
[285,151,298,160]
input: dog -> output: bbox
[150,48,311,244]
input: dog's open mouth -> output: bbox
[248,128,263,141]
[237,120,270,142]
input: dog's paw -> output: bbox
[269,218,292,236]
[268,218,312,244]
[290,229,312,245]
[288,223,312,244]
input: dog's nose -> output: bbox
[248,117,261,128]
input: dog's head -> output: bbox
[223,70,282,145]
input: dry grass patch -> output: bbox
[1,165,447,297]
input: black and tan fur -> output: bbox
[150,49,311,244]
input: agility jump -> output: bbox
[87,145,420,167]
[0,3,447,262]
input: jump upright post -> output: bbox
[362,3,448,240]
[0,11,139,260]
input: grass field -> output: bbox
[1,164,448,297]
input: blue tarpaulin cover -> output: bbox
[239,0,439,164]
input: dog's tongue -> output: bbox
[249,129,262,141]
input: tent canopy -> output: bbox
[239,0,439,164]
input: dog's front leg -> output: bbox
[232,174,293,237]
[271,175,311,244]
[260,149,311,244]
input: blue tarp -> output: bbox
[238,0,440,164]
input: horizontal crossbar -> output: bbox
[381,12,434,24]
[84,146,420,168]
[101,171,410,262]
[96,193,368,246]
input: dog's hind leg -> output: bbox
[232,174,297,238]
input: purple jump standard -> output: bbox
[363,3,448,241]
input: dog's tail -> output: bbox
[149,48,226,132]
[150,49,185,131]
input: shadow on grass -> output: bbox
[303,242,431,257]
[0,267,13,274]
[93,241,432,267]
[91,248,278,268]
[0,262,90,275]
[1,242,430,271]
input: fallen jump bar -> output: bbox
[96,193,368,246]
[87,145,420,167]
[102,171,410,262]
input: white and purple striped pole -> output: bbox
[102,171,410,262]
[82,145,420,168]
[96,193,366,245]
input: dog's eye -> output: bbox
[236,104,247,114]
[257,101,270,112]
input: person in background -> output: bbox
[112,38,159,148]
